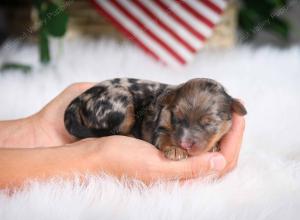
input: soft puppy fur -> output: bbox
[64,78,246,160]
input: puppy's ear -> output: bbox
[231,99,247,115]
[157,88,177,107]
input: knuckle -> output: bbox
[189,158,201,178]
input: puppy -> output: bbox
[64,78,246,160]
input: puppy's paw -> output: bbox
[163,146,188,161]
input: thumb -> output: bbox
[161,152,227,180]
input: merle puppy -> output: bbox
[64,78,246,160]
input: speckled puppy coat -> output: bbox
[64,78,246,160]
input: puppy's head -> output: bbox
[159,78,246,156]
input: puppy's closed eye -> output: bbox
[200,116,214,126]
[198,117,219,133]
[171,111,188,126]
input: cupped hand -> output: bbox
[29,82,245,181]
[0,78,245,186]
[31,83,95,146]
[82,113,245,182]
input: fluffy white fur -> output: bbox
[0,39,300,220]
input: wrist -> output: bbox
[0,140,104,189]
[0,116,37,148]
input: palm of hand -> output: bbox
[33,83,95,146]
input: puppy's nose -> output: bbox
[180,141,194,150]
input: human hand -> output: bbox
[31,83,95,147]
[85,114,245,182]
[0,106,245,188]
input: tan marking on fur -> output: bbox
[143,107,173,143]
[156,133,174,150]
[118,105,135,134]
[205,121,232,152]
[81,94,93,102]
[159,108,172,130]
[78,108,90,128]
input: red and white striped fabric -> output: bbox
[91,0,227,67]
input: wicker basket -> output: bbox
[65,0,237,48]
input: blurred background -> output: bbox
[0,0,299,71]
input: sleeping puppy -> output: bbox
[64,78,246,160]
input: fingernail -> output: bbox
[210,155,226,171]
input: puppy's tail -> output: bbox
[64,98,109,139]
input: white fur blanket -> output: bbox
[0,39,300,220]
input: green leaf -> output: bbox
[238,8,261,35]
[44,2,68,37]
[266,0,287,8]
[39,27,50,63]
[238,0,291,41]
[0,63,32,73]
[268,17,290,40]
[243,0,275,15]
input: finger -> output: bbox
[219,113,245,172]
[160,152,226,180]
